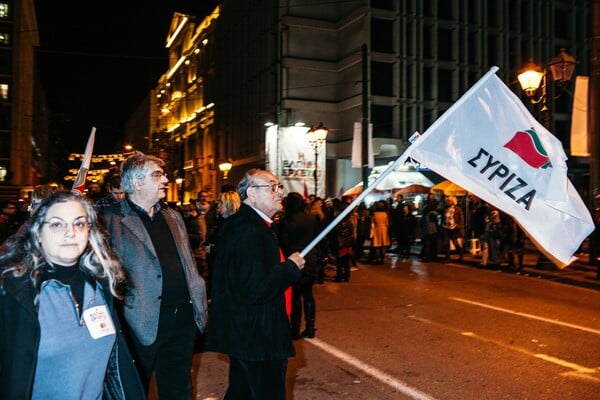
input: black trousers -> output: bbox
[225,356,288,400]
[129,302,196,400]
[291,276,316,335]
[443,228,464,257]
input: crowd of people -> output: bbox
[0,152,532,399]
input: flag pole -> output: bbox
[300,149,410,257]
[72,127,96,195]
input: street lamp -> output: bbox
[518,49,577,269]
[306,122,329,197]
[218,161,233,180]
[517,48,577,128]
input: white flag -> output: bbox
[72,127,96,195]
[407,67,593,268]
[351,122,374,168]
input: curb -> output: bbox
[451,251,600,291]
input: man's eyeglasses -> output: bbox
[43,217,90,234]
[149,171,167,179]
[251,183,284,193]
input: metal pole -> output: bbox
[541,70,550,129]
[589,0,600,278]
[362,43,370,189]
[536,71,552,268]
[314,144,318,196]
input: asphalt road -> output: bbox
[177,254,600,400]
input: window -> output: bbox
[0,3,8,19]
[438,70,453,102]
[438,28,453,61]
[371,18,393,53]
[0,32,8,46]
[487,34,498,66]
[0,83,7,100]
[554,8,570,39]
[438,1,454,20]
[423,25,433,59]
[371,62,393,97]
[371,0,395,11]
[372,105,393,138]
[0,53,10,74]
[0,132,9,158]
[0,102,10,130]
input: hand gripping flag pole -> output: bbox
[72,127,96,195]
[300,153,409,258]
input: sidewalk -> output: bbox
[408,239,600,291]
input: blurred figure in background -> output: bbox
[0,200,21,244]
[95,174,125,212]
[370,200,390,264]
[29,183,64,214]
[334,200,355,282]
[279,192,319,339]
[421,206,439,262]
[395,203,417,259]
[441,195,464,262]
[195,190,212,244]
[308,197,328,283]
[419,193,439,261]
[0,191,144,399]
[180,203,203,252]
[204,189,241,298]
[505,217,525,271]
[481,208,502,268]
[354,202,371,262]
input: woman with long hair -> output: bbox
[0,191,144,399]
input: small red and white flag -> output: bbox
[72,127,96,195]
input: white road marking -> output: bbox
[308,338,438,400]
[411,316,600,382]
[534,354,597,374]
[451,297,600,335]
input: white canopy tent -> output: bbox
[345,165,435,194]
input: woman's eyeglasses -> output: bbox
[251,183,284,194]
[43,217,90,234]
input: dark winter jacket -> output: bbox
[204,204,302,361]
[0,271,145,400]
[278,210,319,280]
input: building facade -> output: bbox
[145,0,591,201]
[0,0,49,200]
[152,10,219,203]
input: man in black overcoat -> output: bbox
[204,168,305,400]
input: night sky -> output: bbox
[34,1,220,154]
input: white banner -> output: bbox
[407,67,593,268]
[266,126,327,198]
[570,76,589,157]
[352,122,374,168]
